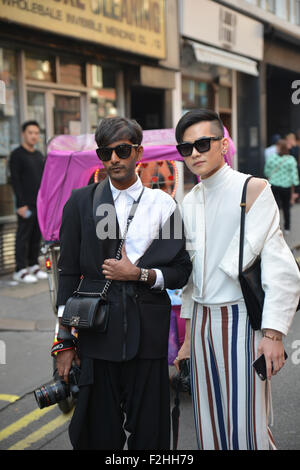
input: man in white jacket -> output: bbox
[175,109,300,450]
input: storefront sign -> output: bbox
[0,0,166,59]
[181,0,263,61]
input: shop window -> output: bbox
[0,47,20,217]
[266,0,276,12]
[59,58,85,86]
[27,91,47,154]
[54,95,81,135]
[89,65,117,132]
[275,0,290,20]
[25,52,55,82]
[219,86,231,110]
[182,78,213,112]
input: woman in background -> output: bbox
[264,139,299,235]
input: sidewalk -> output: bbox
[0,202,300,332]
[0,276,56,333]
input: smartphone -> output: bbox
[252,351,288,381]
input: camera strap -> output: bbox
[51,339,75,357]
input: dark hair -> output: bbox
[175,109,224,143]
[276,139,289,156]
[95,117,143,147]
[270,133,281,145]
[22,120,40,132]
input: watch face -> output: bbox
[140,268,149,282]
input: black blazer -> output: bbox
[57,178,192,361]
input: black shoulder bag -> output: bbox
[238,177,264,330]
[61,186,145,333]
[238,177,300,331]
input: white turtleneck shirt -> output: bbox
[201,164,245,304]
[181,163,300,335]
[184,163,247,305]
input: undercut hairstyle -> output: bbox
[95,117,143,147]
[22,120,40,132]
[175,109,224,143]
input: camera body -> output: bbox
[170,358,191,394]
[34,365,80,409]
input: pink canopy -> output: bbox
[37,128,235,241]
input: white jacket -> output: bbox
[180,180,300,336]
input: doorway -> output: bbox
[131,87,165,130]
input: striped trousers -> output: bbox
[190,301,276,450]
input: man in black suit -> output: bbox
[10,120,46,283]
[54,117,192,450]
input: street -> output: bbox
[0,205,300,451]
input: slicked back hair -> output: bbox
[95,117,143,147]
[175,109,224,143]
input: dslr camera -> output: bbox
[34,365,80,409]
[170,358,191,394]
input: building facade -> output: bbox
[0,0,181,274]
[179,0,300,189]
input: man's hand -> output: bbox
[257,330,286,380]
[173,339,191,372]
[102,245,140,281]
[17,205,29,218]
[56,349,81,384]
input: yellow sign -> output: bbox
[0,0,166,59]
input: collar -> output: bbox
[109,175,143,202]
[201,163,231,190]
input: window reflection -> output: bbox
[182,78,213,111]
[89,65,117,131]
[25,52,54,81]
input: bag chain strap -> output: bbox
[76,187,145,300]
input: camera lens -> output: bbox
[34,381,69,409]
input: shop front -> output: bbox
[179,0,263,190]
[263,32,300,145]
[0,0,180,274]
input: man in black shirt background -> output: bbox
[9,120,46,283]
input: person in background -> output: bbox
[286,132,299,162]
[9,120,46,283]
[287,131,300,203]
[264,134,281,162]
[264,139,299,235]
[296,129,300,148]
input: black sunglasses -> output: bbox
[176,136,223,157]
[96,144,139,162]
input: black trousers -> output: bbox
[15,209,41,271]
[69,356,171,450]
[271,185,291,230]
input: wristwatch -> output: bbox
[139,268,149,282]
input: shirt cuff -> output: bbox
[57,305,65,318]
[152,269,164,290]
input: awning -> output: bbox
[191,42,259,77]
